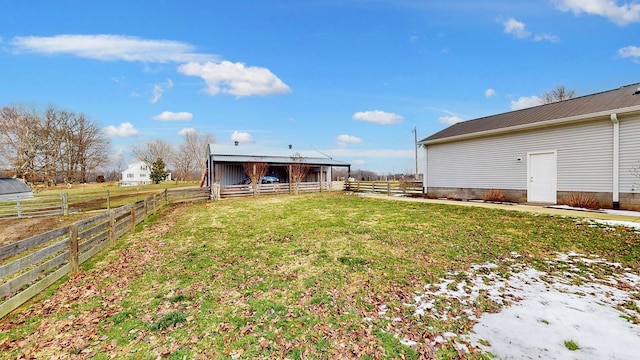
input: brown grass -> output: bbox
[482,189,507,202]
[562,192,601,210]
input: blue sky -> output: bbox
[1,0,639,174]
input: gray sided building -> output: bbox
[418,83,640,210]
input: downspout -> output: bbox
[611,113,620,210]
[422,145,428,194]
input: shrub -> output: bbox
[562,192,600,210]
[482,189,506,202]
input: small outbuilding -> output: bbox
[205,144,350,189]
[0,178,33,201]
[418,83,640,210]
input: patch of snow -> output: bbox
[392,253,640,359]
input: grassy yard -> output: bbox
[0,193,638,359]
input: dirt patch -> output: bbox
[0,215,95,246]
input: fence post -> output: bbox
[164,189,168,205]
[69,224,79,273]
[109,210,116,245]
[62,193,69,216]
[130,205,136,231]
[387,182,391,196]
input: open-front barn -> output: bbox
[205,144,350,197]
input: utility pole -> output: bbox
[413,127,418,179]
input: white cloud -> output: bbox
[103,122,138,137]
[502,18,558,42]
[179,128,197,136]
[352,159,366,165]
[336,134,363,147]
[352,110,404,125]
[533,33,560,42]
[439,115,465,125]
[152,111,192,121]
[151,79,173,104]
[322,148,413,159]
[437,109,465,125]
[231,131,254,144]
[178,61,291,97]
[485,88,496,98]
[503,18,531,39]
[10,34,216,63]
[552,0,640,26]
[511,95,542,110]
[619,45,640,62]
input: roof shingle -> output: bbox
[420,83,640,144]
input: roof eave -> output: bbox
[419,105,640,146]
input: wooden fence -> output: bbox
[345,180,424,196]
[0,188,204,319]
[0,194,66,219]
[218,181,346,198]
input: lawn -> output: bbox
[0,193,638,359]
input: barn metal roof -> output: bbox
[0,178,33,198]
[420,83,640,145]
[207,144,350,167]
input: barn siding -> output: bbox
[426,119,614,193]
[214,164,245,186]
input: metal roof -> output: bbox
[0,178,32,196]
[420,83,640,145]
[207,144,350,167]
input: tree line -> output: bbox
[0,104,110,185]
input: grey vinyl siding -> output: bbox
[620,115,640,193]
[426,119,614,192]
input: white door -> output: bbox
[528,151,557,203]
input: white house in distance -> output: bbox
[120,161,171,186]
[418,83,640,210]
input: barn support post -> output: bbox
[288,164,292,195]
[69,224,79,273]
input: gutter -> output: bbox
[419,105,640,146]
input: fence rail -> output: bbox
[0,189,185,319]
[345,180,424,196]
[218,181,346,198]
[0,194,65,219]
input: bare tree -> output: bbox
[131,139,175,169]
[173,130,215,182]
[541,85,576,104]
[288,153,310,195]
[0,105,45,181]
[183,130,214,180]
[243,162,268,196]
[0,104,110,185]
[173,146,192,182]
